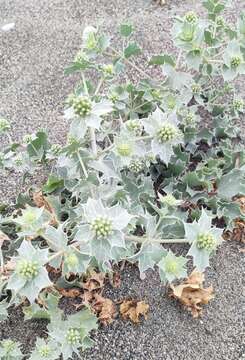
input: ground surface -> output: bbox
[0,0,244,359]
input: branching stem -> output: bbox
[125,235,188,244]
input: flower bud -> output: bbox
[184,11,198,24]
[196,233,215,250]
[129,158,145,173]
[116,143,133,157]
[38,344,51,357]
[17,259,39,279]
[72,97,92,117]
[157,124,178,143]
[233,98,244,112]
[230,56,242,68]
[66,328,81,345]
[91,216,113,237]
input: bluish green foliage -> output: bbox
[0,0,245,357]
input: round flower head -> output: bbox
[64,96,113,141]
[158,250,187,284]
[125,119,142,136]
[223,40,245,81]
[82,26,98,50]
[72,96,92,117]
[7,241,51,303]
[0,339,23,360]
[142,107,183,165]
[102,64,114,78]
[159,193,181,207]
[77,198,132,262]
[66,328,81,345]
[113,133,145,167]
[128,158,145,173]
[184,11,198,24]
[184,209,223,271]
[29,338,61,360]
[233,98,244,112]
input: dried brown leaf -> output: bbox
[33,190,58,226]
[92,293,117,326]
[82,271,105,292]
[112,272,121,288]
[58,287,83,298]
[170,270,214,318]
[120,300,149,324]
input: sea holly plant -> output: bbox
[0,0,245,358]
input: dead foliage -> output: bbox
[120,300,149,324]
[170,270,214,318]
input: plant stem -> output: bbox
[109,46,151,79]
[46,250,64,265]
[94,78,104,96]
[82,72,98,156]
[125,235,188,244]
[77,151,88,179]
[175,49,182,69]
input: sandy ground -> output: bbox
[0,0,244,359]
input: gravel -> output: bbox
[0,0,245,359]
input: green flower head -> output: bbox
[158,250,187,284]
[142,108,183,165]
[128,158,145,173]
[184,11,198,24]
[7,241,51,303]
[91,216,113,238]
[159,193,181,207]
[72,97,92,117]
[184,209,223,271]
[0,339,23,360]
[29,338,60,360]
[233,98,244,112]
[102,64,114,77]
[64,97,113,141]
[157,123,178,143]
[223,40,245,81]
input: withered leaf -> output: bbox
[120,300,149,324]
[170,270,214,318]
[58,287,83,298]
[92,293,117,326]
[33,190,58,226]
[82,271,105,292]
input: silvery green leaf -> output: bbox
[90,237,112,263]
[92,100,113,116]
[217,168,245,200]
[89,158,120,180]
[129,242,167,279]
[23,292,59,321]
[44,225,68,252]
